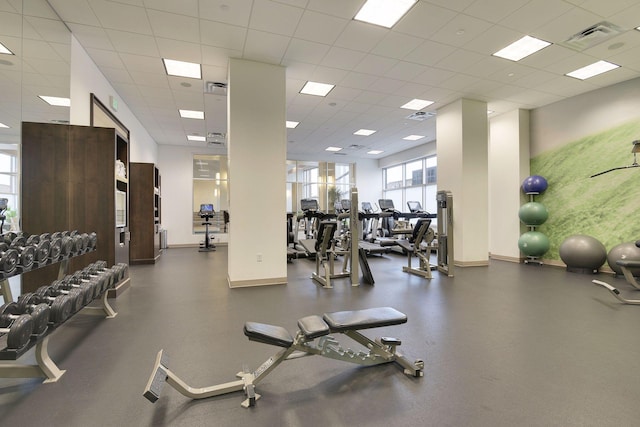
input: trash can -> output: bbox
[160,229,168,249]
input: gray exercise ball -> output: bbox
[559,234,607,271]
[606,242,640,276]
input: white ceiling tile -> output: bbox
[499,0,573,34]
[424,0,476,13]
[340,72,380,90]
[0,10,21,37]
[243,29,290,63]
[534,7,603,43]
[385,61,427,81]
[582,31,640,59]
[198,0,253,27]
[48,0,100,25]
[325,86,361,102]
[201,45,240,68]
[67,23,114,50]
[249,0,304,37]
[463,24,522,56]
[147,9,200,43]
[106,29,160,56]
[334,20,388,53]
[310,65,348,83]
[609,2,640,30]
[372,31,423,60]
[100,66,134,83]
[394,2,457,39]
[306,0,362,19]
[281,61,316,80]
[200,20,247,51]
[284,38,331,64]
[23,16,72,44]
[439,73,481,91]
[435,49,485,72]
[576,0,639,18]
[88,0,152,34]
[353,54,398,75]
[369,77,406,95]
[120,53,163,73]
[129,70,170,87]
[464,0,530,23]
[413,67,456,86]
[156,38,202,63]
[143,0,199,16]
[404,40,457,67]
[294,10,349,45]
[321,47,367,70]
[429,13,494,47]
[519,44,577,69]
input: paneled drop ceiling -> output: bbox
[6,0,640,160]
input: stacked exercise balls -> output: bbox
[518,175,550,260]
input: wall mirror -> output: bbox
[193,154,229,234]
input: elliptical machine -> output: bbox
[198,204,216,252]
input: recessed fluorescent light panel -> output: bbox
[286,121,299,129]
[38,96,70,107]
[187,135,206,142]
[401,99,434,110]
[492,35,551,61]
[179,109,204,119]
[0,42,13,55]
[368,150,384,155]
[354,0,417,28]
[403,135,424,141]
[0,123,9,128]
[566,60,619,80]
[354,129,376,136]
[163,58,202,79]
[325,146,342,152]
[300,81,335,97]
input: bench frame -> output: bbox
[144,309,424,408]
[593,260,640,305]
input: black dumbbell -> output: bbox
[8,237,35,270]
[2,231,21,245]
[55,277,94,307]
[87,232,97,250]
[65,273,101,301]
[33,287,73,324]
[0,243,19,275]
[25,235,51,266]
[15,294,51,335]
[77,269,109,296]
[47,282,86,313]
[0,303,34,349]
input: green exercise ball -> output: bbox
[518,231,550,257]
[518,202,549,226]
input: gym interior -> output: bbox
[2,1,640,426]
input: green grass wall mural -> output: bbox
[531,119,640,261]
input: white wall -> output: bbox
[69,36,157,163]
[378,140,436,169]
[531,77,640,157]
[158,145,226,246]
[488,109,530,261]
[354,158,382,207]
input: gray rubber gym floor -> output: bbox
[1,247,639,426]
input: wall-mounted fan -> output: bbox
[590,140,640,178]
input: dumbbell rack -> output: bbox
[0,241,124,383]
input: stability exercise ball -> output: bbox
[559,234,607,272]
[522,175,548,194]
[518,231,550,257]
[518,202,549,226]
[606,242,640,276]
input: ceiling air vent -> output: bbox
[205,81,228,96]
[207,132,226,146]
[348,144,366,150]
[406,111,435,121]
[560,21,624,51]
[333,152,347,156]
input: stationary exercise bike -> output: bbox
[198,204,216,252]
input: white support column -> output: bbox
[227,59,287,287]
[488,109,530,262]
[436,99,489,267]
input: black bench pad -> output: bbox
[297,315,330,339]
[323,307,407,333]
[617,260,640,268]
[244,322,293,348]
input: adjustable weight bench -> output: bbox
[143,307,424,408]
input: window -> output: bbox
[0,146,19,232]
[286,161,355,213]
[383,155,437,213]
